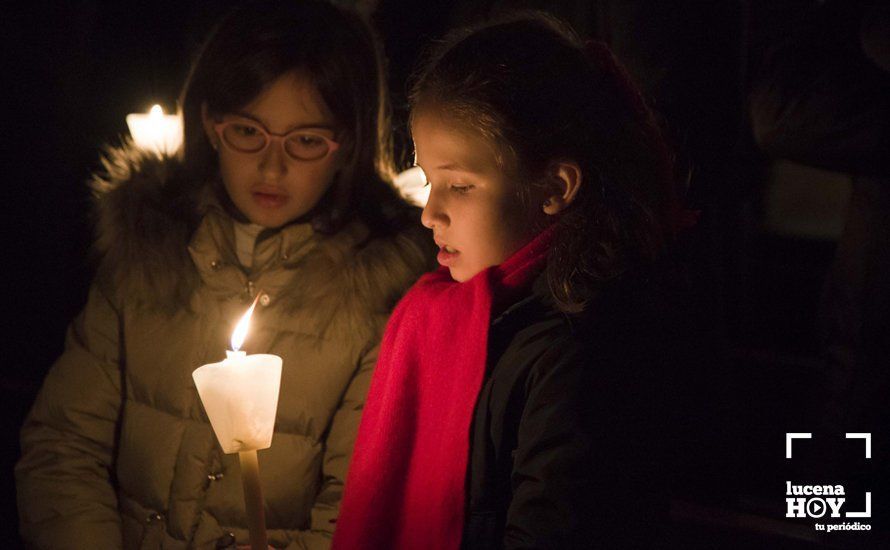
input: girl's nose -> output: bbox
[258,139,288,179]
[421,188,448,229]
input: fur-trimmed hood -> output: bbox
[90,144,434,335]
[20,145,435,550]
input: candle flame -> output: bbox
[231,294,261,352]
[149,104,164,118]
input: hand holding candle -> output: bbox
[193,296,281,550]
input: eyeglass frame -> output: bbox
[212,117,341,161]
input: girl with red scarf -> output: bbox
[334,13,691,550]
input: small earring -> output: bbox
[543,199,551,208]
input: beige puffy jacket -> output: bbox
[16,148,433,549]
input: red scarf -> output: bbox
[332,227,554,550]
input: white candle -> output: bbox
[126,104,183,155]
[193,296,280,550]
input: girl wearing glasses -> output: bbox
[16,1,432,548]
[335,13,693,550]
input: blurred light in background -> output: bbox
[126,104,182,155]
[393,165,429,207]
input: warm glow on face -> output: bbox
[231,295,260,352]
[205,71,342,229]
[412,111,532,282]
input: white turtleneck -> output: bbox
[233,221,265,270]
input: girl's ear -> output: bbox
[542,161,582,215]
[200,103,220,151]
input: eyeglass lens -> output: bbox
[222,122,332,160]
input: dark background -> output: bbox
[3,0,887,547]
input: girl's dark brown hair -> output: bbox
[409,13,679,313]
[180,0,406,235]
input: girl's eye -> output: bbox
[233,124,259,137]
[450,184,473,194]
[297,134,324,148]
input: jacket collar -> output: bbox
[188,193,324,300]
[91,143,434,333]
[491,274,552,327]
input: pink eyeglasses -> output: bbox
[213,118,340,161]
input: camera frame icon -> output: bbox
[784,432,872,519]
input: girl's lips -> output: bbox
[252,191,288,209]
[437,246,460,266]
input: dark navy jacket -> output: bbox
[461,268,683,549]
